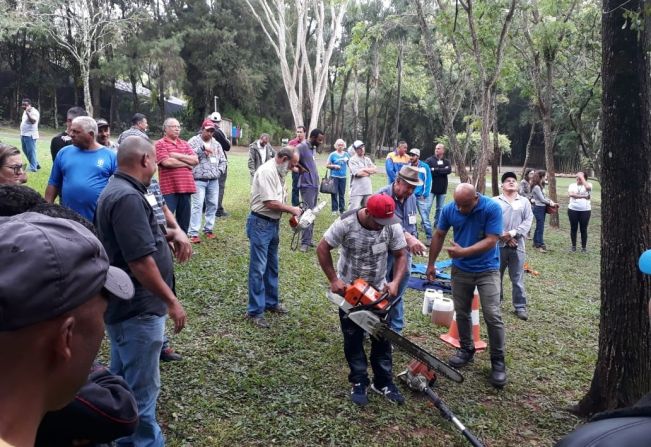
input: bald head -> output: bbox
[454,183,479,215]
[117,136,157,185]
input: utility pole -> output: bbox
[214,96,219,113]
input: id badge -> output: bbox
[144,193,157,207]
[372,242,387,255]
[408,214,417,225]
[437,160,443,165]
[210,156,217,164]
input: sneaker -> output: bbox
[569,246,576,252]
[371,382,405,404]
[216,210,230,217]
[350,383,369,406]
[332,211,339,216]
[448,348,475,368]
[489,358,507,388]
[190,236,201,244]
[245,313,270,329]
[266,304,289,314]
[205,232,216,240]
[538,247,547,253]
[514,308,529,321]
[160,347,183,362]
[299,244,309,253]
[426,239,432,246]
[581,247,588,253]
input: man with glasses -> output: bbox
[51,106,88,161]
[155,118,198,233]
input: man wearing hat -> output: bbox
[495,171,533,321]
[96,118,118,152]
[208,112,232,217]
[317,193,408,406]
[348,140,377,210]
[0,212,134,447]
[408,148,433,244]
[377,165,427,333]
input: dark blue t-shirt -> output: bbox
[297,140,319,188]
[48,145,117,221]
[438,194,502,272]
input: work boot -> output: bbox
[489,357,507,388]
[514,308,529,321]
[448,348,475,368]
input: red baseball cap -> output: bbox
[366,194,400,226]
[202,119,216,130]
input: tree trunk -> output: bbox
[521,119,536,177]
[491,92,500,196]
[573,0,651,417]
[352,67,359,139]
[336,68,351,138]
[542,60,559,227]
[53,88,58,129]
[81,65,93,117]
[393,38,404,148]
[473,86,492,193]
[129,73,140,113]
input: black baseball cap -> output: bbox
[501,171,517,183]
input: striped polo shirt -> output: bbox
[155,136,197,195]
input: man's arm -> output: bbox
[426,228,448,280]
[316,239,346,295]
[213,128,230,151]
[169,152,198,166]
[385,247,408,298]
[517,201,534,236]
[404,231,426,256]
[247,147,256,175]
[127,256,186,333]
[44,184,59,203]
[446,234,499,259]
[263,200,301,216]
[162,204,192,263]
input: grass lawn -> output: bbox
[1,126,601,446]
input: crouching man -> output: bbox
[316,194,408,406]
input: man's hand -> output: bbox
[330,278,347,296]
[426,264,437,282]
[507,239,518,248]
[168,299,187,333]
[500,231,513,243]
[445,241,467,258]
[289,206,302,217]
[383,280,400,298]
[169,229,192,263]
[407,236,426,256]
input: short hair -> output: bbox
[397,140,407,147]
[131,113,147,126]
[296,125,306,132]
[277,148,295,160]
[117,135,154,166]
[0,185,46,216]
[29,203,97,236]
[334,138,346,147]
[0,143,20,167]
[71,116,98,135]
[66,106,87,121]
[260,133,270,139]
[21,98,31,105]
[163,118,179,130]
[309,128,324,139]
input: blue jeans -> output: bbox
[386,251,412,333]
[189,179,219,236]
[107,314,166,447]
[21,136,39,171]
[532,205,547,247]
[163,193,192,234]
[433,194,446,227]
[291,171,300,206]
[339,309,393,387]
[330,176,347,213]
[499,246,527,310]
[299,187,318,246]
[246,213,280,316]
[416,194,433,240]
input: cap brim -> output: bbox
[372,215,401,226]
[104,266,134,300]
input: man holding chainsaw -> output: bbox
[317,194,409,406]
[426,183,507,388]
[246,148,302,329]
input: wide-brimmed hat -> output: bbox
[397,165,424,186]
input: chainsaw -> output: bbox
[289,201,326,250]
[326,278,463,384]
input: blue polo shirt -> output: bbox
[438,194,502,272]
[327,151,349,178]
[377,184,418,237]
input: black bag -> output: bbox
[320,170,337,194]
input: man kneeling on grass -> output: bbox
[316,194,408,406]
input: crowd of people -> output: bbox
[0,99,598,445]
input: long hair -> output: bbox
[531,170,547,189]
[0,143,20,168]
[522,168,533,181]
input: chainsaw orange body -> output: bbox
[344,279,389,311]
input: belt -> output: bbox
[251,212,279,222]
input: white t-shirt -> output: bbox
[20,108,40,138]
[568,183,591,211]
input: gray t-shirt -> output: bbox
[348,154,375,197]
[324,210,407,289]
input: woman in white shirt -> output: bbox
[567,171,592,252]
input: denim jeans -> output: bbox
[330,176,347,213]
[339,309,393,388]
[386,251,412,334]
[106,314,166,447]
[451,267,505,359]
[189,179,219,236]
[433,193,446,227]
[291,171,300,206]
[299,187,318,246]
[416,194,433,240]
[499,246,527,310]
[217,166,227,214]
[532,205,547,247]
[163,193,192,234]
[21,136,39,171]
[246,213,280,316]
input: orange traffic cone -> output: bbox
[439,289,487,352]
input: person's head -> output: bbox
[131,113,148,132]
[66,107,88,133]
[352,140,365,156]
[70,117,98,150]
[522,168,534,181]
[208,112,221,127]
[361,193,401,231]
[435,143,445,159]
[200,119,215,141]
[0,144,26,185]
[501,171,518,194]
[397,141,408,156]
[21,98,31,110]
[408,148,421,165]
[163,118,181,140]
[295,125,306,141]
[0,185,46,216]
[96,118,111,146]
[532,170,547,188]
[334,139,346,151]
[0,212,133,413]
[576,171,587,183]
[393,165,423,200]
[275,147,299,177]
[453,183,479,215]
[309,128,325,147]
[260,133,270,146]
[117,136,157,186]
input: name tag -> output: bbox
[437,160,443,165]
[144,193,157,207]
[408,214,417,225]
[210,156,217,164]
[512,201,523,210]
[372,242,387,254]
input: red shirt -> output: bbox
[155,137,197,195]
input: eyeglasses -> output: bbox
[2,164,24,174]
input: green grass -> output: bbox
[0,125,601,446]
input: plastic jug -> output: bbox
[431,292,455,327]
[422,289,440,315]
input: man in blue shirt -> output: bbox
[426,183,507,388]
[45,117,117,221]
[377,165,427,333]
